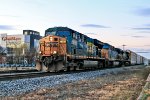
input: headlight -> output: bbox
[50,38,53,41]
[50,37,53,41]
[53,51,57,54]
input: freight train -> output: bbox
[36,27,148,72]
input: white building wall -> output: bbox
[0,34,31,55]
[6,34,24,48]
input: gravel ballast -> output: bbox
[0,65,145,97]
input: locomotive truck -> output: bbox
[36,27,146,72]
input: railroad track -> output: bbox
[0,72,50,81]
[0,65,145,81]
[0,68,37,74]
[0,69,93,81]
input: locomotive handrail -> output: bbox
[59,43,65,55]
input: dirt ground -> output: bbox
[2,66,150,100]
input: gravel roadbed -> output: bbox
[0,65,147,99]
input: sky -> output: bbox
[0,0,150,59]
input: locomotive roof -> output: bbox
[45,27,88,37]
[115,48,123,53]
[103,43,111,49]
[46,27,77,33]
[46,27,94,40]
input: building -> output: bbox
[1,34,30,55]
[23,30,41,50]
[0,30,42,65]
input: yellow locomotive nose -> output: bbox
[39,35,67,57]
[36,35,67,72]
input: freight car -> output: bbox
[36,27,146,72]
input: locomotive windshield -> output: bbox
[45,31,56,36]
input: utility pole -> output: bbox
[122,44,126,51]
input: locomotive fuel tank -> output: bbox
[83,60,98,67]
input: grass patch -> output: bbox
[139,67,150,80]
[141,93,150,100]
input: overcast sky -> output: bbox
[0,0,150,59]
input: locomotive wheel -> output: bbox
[67,66,70,71]
[54,61,65,72]
[46,61,65,72]
[74,66,76,71]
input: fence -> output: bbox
[0,55,36,68]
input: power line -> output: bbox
[136,52,150,53]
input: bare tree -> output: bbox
[0,46,6,64]
[12,43,28,65]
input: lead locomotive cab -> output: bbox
[36,35,67,72]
